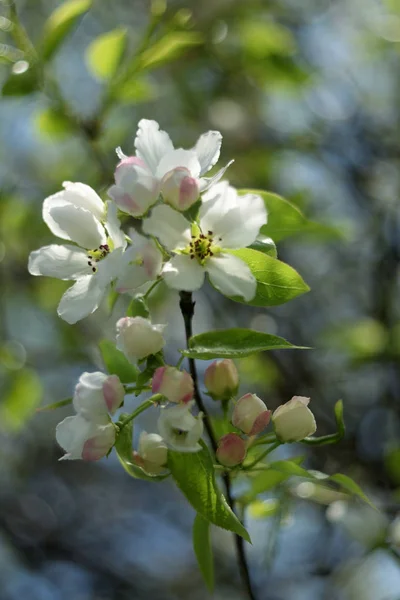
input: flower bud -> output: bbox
[232,393,271,435]
[272,396,316,442]
[73,371,124,418]
[161,167,199,211]
[116,316,165,362]
[204,359,239,400]
[152,366,194,404]
[56,415,116,461]
[216,433,246,467]
[133,431,168,474]
[157,401,203,452]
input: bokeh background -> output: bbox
[1,0,400,598]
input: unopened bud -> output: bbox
[74,371,124,417]
[204,359,239,400]
[152,366,194,404]
[133,431,168,474]
[116,316,165,362]
[272,396,316,442]
[216,433,246,467]
[161,167,199,211]
[232,393,271,435]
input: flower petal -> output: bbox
[205,253,256,301]
[194,130,222,175]
[44,200,106,249]
[61,182,105,221]
[156,149,201,180]
[162,255,205,292]
[134,119,174,175]
[105,201,126,249]
[199,186,266,249]
[95,247,124,288]
[109,160,159,217]
[201,180,230,202]
[199,160,234,192]
[28,244,91,280]
[142,205,191,251]
[57,275,106,324]
[116,236,162,293]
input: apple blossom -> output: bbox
[157,401,203,452]
[115,231,163,294]
[108,119,232,215]
[204,359,239,400]
[116,316,166,362]
[143,183,267,301]
[133,431,168,475]
[216,433,247,467]
[272,396,317,442]
[73,371,124,417]
[152,366,194,404]
[56,415,116,461]
[28,183,127,324]
[232,393,271,435]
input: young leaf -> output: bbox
[127,295,150,319]
[329,474,374,508]
[249,236,277,258]
[138,31,203,71]
[181,328,307,360]
[227,248,310,307]
[115,414,168,481]
[99,339,138,383]
[168,442,251,542]
[41,0,92,61]
[268,460,319,480]
[193,514,214,592]
[86,28,127,80]
[37,397,72,412]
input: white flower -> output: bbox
[108,119,232,215]
[115,231,163,294]
[73,371,124,418]
[56,414,116,461]
[116,316,166,362]
[157,401,203,452]
[28,182,127,324]
[272,396,317,442]
[133,431,168,475]
[232,393,271,435]
[143,183,267,301]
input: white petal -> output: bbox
[56,415,86,459]
[156,149,201,180]
[57,275,106,324]
[162,255,205,292]
[142,205,191,251]
[199,160,234,192]
[205,253,256,301]
[201,180,230,202]
[109,161,159,217]
[28,244,91,280]
[199,186,266,249]
[116,237,162,293]
[45,200,106,249]
[134,119,174,175]
[194,130,222,175]
[105,201,126,249]
[95,247,124,288]
[73,371,109,419]
[61,182,105,222]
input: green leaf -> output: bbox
[127,295,150,319]
[115,77,157,104]
[193,514,214,592]
[227,248,310,307]
[168,442,251,542]
[269,459,318,479]
[115,414,168,481]
[181,328,307,360]
[138,31,203,71]
[86,28,127,81]
[2,68,38,96]
[41,0,92,61]
[99,339,138,383]
[301,399,345,446]
[34,107,74,139]
[248,499,279,519]
[37,397,72,412]
[0,369,42,431]
[249,236,277,258]
[329,474,374,508]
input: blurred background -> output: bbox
[1,0,400,598]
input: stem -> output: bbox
[179,291,256,600]
[244,441,281,471]
[143,277,161,300]
[118,396,161,430]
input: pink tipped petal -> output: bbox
[117,156,148,170]
[82,426,115,461]
[102,375,125,414]
[249,410,271,435]
[152,366,166,394]
[216,433,246,467]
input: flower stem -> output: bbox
[118,395,162,430]
[179,291,257,600]
[244,441,281,471]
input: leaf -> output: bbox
[227,248,310,307]
[168,442,251,542]
[41,0,92,61]
[301,399,345,446]
[249,236,277,258]
[329,474,375,508]
[139,31,203,71]
[115,77,157,104]
[248,499,279,519]
[0,369,42,431]
[181,328,307,360]
[193,514,214,592]
[2,68,38,96]
[268,459,318,480]
[34,107,74,139]
[86,28,127,81]
[99,339,138,383]
[37,397,72,412]
[127,295,150,319]
[115,414,168,481]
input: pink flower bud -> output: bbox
[56,415,116,461]
[161,167,199,211]
[204,359,239,400]
[152,366,194,404]
[216,433,246,467]
[133,431,168,475]
[116,316,166,362]
[73,371,124,418]
[232,393,271,435]
[272,396,316,442]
